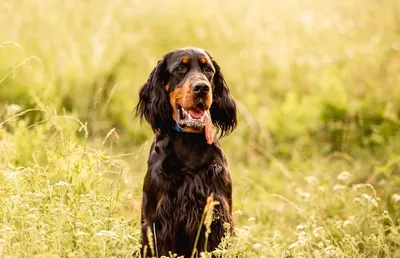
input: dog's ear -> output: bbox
[135,56,173,132]
[208,55,237,137]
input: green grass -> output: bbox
[1,0,400,257]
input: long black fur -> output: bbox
[135,54,173,133]
[209,59,237,138]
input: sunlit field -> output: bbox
[1,0,400,257]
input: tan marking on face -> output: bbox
[202,89,213,110]
[199,57,207,64]
[169,73,214,132]
[169,86,185,122]
[165,83,170,91]
[171,75,213,108]
[181,56,190,64]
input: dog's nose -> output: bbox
[192,82,210,97]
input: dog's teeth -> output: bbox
[182,109,189,118]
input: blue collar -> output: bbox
[172,123,215,143]
[172,123,187,133]
[172,123,201,134]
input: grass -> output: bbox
[1,0,400,257]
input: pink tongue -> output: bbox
[204,111,214,145]
[189,108,204,119]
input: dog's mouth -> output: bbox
[177,102,207,130]
[175,101,214,144]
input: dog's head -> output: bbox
[135,47,237,140]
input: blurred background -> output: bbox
[1,0,400,257]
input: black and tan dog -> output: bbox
[135,47,237,257]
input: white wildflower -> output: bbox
[367,233,378,242]
[343,216,355,227]
[337,171,351,182]
[324,245,337,256]
[298,231,309,243]
[234,210,243,216]
[33,193,46,198]
[212,249,226,255]
[296,224,306,231]
[7,104,21,114]
[276,203,285,213]
[296,188,311,201]
[248,217,256,222]
[343,220,353,227]
[362,193,378,207]
[96,230,117,238]
[4,171,19,180]
[273,230,281,239]
[305,176,319,185]
[54,181,71,188]
[392,194,400,203]
[312,227,325,238]
[313,250,322,258]
[288,242,299,249]
[75,231,86,236]
[333,184,346,191]
[253,243,262,249]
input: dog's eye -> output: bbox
[204,66,213,73]
[176,65,187,73]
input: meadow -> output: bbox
[1,0,400,257]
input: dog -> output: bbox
[135,47,237,257]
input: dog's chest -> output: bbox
[153,136,227,232]
[161,162,224,230]
[172,170,216,232]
